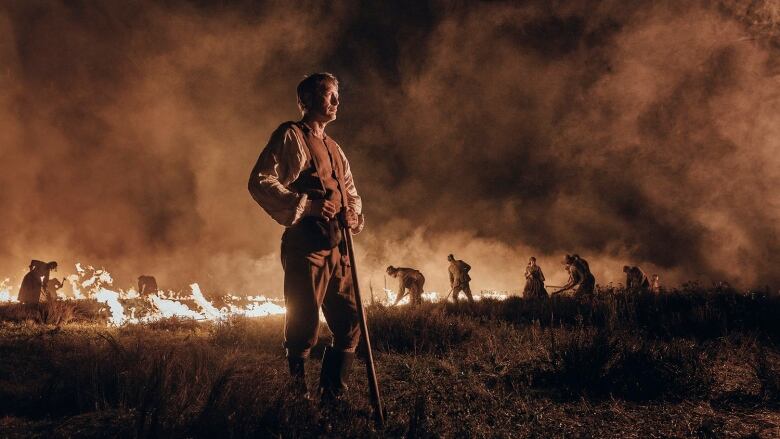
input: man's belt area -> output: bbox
[283,188,345,254]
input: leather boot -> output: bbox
[319,347,355,401]
[287,357,310,399]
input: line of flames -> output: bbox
[382,288,509,305]
[0,264,509,326]
[0,264,287,326]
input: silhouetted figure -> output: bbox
[523,257,548,299]
[623,265,650,293]
[248,73,364,400]
[572,254,590,273]
[44,278,63,301]
[137,275,159,296]
[650,274,661,293]
[18,261,57,304]
[447,254,474,304]
[386,266,425,306]
[553,254,595,298]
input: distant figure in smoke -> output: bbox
[623,265,650,293]
[137,275,159,296]
[248,73,364,400]
[18,260,57,304]
[44,277,63,301]
[552,254,595,298]
[386,266,425,306]
[650,274,661,293]
[447,254,474,304]
[523,257,548,299]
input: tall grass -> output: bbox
[0,288,776,437]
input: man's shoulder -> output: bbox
[264,122,306,151]
[272,121,302,136]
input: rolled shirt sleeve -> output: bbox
[337,145,366,234]
[248,123,310,227]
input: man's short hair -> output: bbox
[297,72,338,114]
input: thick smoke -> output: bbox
[0,0,777,296]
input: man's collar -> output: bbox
[299,120,326,139]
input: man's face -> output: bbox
[307,82,339,123]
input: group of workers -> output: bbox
[17,260,62,304]
[385,253,474,306]
[16,261,160,304]
[245,72,673,400]
[385,253,662,306]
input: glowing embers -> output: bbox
[382,288,509,305]
[383,288,441,305]
[477,291,509,301]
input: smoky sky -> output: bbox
[1,0,778,295]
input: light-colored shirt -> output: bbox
[248,122,364,233]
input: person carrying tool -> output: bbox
[386,266,425,306]
[248,73,365,401]
[552,254,595,298]
[447,254,474,303]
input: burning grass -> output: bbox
[0,290,777,438]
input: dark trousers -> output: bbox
[281,241,360,359]
[452,283,474,302]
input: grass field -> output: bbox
[0,288,778,438]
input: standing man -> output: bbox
[386,266,425,306]
[447,254,474,304]
[248,73,365,400]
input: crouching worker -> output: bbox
[552,254,595,299]
[623,265,650,293]
[248,73,365,401]
[19,260,58,304]
[386,266,426,306]
[44,277,63,301]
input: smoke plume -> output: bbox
[1,0,778,296]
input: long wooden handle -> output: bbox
[343,226,385,429]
